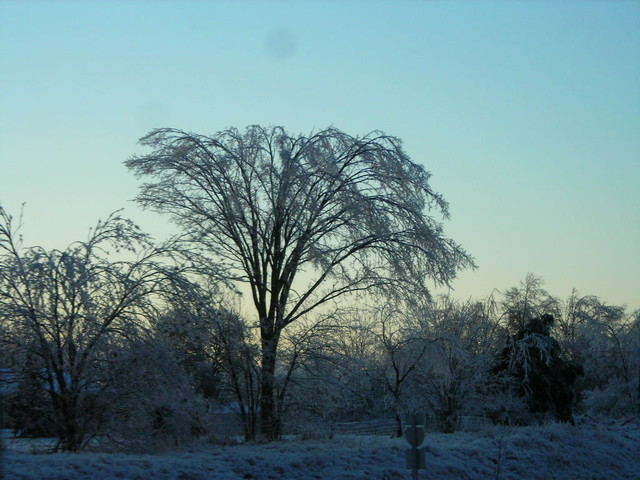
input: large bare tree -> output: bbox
[125,125,474,438]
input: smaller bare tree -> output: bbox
[0,205,178,451]
[408,295,502,431]
[371,303,431,436]
[158,283,261,441]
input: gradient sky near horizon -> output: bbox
[1,1,639,309]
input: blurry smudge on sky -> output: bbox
[265,28,297,61]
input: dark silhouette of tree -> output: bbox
[493,314,583,423]
[125,125,475,439]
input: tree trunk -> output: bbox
[60,417,82,452]
[259,331,280,440]
[395,411,403,437]
[51,391,83,452]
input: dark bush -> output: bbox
[493,314,584,423]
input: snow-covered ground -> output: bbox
[3,422,639,480]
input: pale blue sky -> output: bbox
[1,1,638,309]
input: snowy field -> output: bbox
[2,422,639,480]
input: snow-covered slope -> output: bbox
[3,422,639,480]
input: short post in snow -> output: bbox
[404,414,426,480]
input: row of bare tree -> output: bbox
[1,126,638,451]
[1,206,636,451]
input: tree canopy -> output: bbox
[126,124,475,438]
